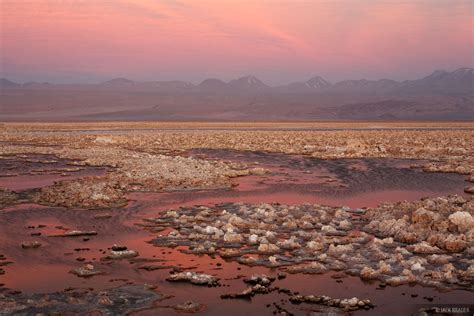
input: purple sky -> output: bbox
[1,0,473,84]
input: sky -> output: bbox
[0,0,473,85]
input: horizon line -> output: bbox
[1,66,472,87]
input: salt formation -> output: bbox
[146,196,473,290]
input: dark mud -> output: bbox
[0,284,164,315]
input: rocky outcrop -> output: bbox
[145,197,473,290]
[166,272,220,286]
[0,284,162,315]
[0,189,17,209]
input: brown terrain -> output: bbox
[0,121,473,315]
[1,68,473,121]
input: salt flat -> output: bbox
[0,122,472,315]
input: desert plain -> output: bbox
[0,121,473,315]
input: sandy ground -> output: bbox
[2,121,474,130]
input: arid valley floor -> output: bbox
[0,122,473,315]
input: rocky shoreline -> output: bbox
[0,123,473,315]
[1,125,473,210]
[144,196,473,291]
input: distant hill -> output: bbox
[329,78,401,94]
[279,76,331,92]
[101,78,135,86]
[197,78,228,92]
[1,68,473,121]
[0,78,19,88]
[228,75,270,91]
[99,78,194,91]
[396,68,474,95]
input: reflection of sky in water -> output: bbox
[0,151,471,316]
[179,149,468,208]
[0,154,107,190]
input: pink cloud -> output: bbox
[1,0,472,83]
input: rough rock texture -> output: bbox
[0,189,17,209]
[33,177,127,209]
[70,264,103,277]
[289,294,374,311]
[364,195,474,253]
[50,230,98,237]
[221,274,277,300]
[166,272,220,286]
[0,284,163,315]
[173,301,205,313]
[102,245,139,260]
[1,124,473,208]
[146,197,473,290]
[13,146,253,208]
[21,241,42,249]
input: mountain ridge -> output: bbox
[2,67,472,95]
[1,67,472,122]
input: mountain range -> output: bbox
[1,68,473,121]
